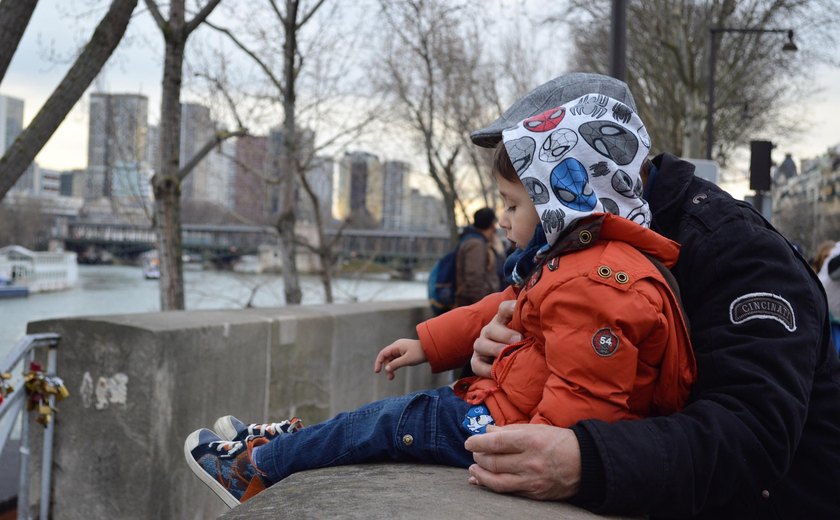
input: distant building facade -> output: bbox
[1,94,37,195]
[773,144,840,256]
[299,156,334,225]
[382,160,410,230]
[85,93,149,201]
[0,94,24,153]
[179,102,214,202]
[336,151,383,227]
[407,188,446,232]
[233,135,269,223]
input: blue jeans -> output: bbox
[252,386,477,483]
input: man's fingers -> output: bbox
[468,463,527,495]
[472,450,529,475]
[470,353,493,378]
[464,426,526,455]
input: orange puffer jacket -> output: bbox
[417,214,696,427]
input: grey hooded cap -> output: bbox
[470,72,638,148]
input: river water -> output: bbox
[0,264,427,360]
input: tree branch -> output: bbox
[143,0,167,30]
[267,0,288,26]
[193,70,247,130]
[203,19,287,94]
[0,0,138,200]
[297,0,328,29]
[185,0,223,34]
[0,0,38,83]
[176,128,247,181]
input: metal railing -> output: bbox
[0,333,61,520]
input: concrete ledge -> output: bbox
[23,300,453,520]
[220,464,633,519]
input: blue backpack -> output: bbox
[428,232,484,316]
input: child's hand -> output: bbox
[374,339,427,380]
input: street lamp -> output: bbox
[705,27,797,160]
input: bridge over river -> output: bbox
[55,221,452,267]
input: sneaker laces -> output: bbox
[209,439,245,459]
[248,417,303,437]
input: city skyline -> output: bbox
[4,2,839,183]
[2,88,448,233]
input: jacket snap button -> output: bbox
[692,193,708,204]
[761,489,770,499]
[598,266,612,278]
[615,272,629,284]
[402,434,414,446]
[579,230,592,244]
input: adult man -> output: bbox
[455,207,502,307]
[463,73,840,518]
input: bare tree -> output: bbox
[203,0,377,304]
[564,0,840,163]
[375,0,506,243]
[0,0,138,200]
[144,0,244,310]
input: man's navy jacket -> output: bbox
[572,154,840,519]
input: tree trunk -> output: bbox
[278,0,302,305]
[0,0,137,200]
[154,4,187,310]
[0,0,38,82]
[154,177,184,308]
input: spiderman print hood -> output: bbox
[502,93,652,247]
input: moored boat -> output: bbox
[0,246,77,294]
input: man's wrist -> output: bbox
[568,423,606,509]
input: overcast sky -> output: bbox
[2,0,839,200]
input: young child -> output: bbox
[184,93,696,508]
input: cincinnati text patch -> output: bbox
[729,292,796,332]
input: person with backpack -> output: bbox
[427,209,502,316]
[183,93,696,509]
[455,207,502,308]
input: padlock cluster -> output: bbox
[0,372,13,406]
[23,362,70,427]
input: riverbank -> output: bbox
[0,264,427,359]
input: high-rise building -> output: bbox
[179,102,214,202]
[336,151,383,227]
[59,169,86,198]
[265,126,317,219]
[382,160,410,230]
[85,93,149,200]
[299,156,334,224]
[233,135,269,223]
[147,124,159,174]
[206,139,235,209]
[408,188,446,232]
[1,94,36,194]
[0,94,24,153]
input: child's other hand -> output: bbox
[374,339,427,380]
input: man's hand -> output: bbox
[374,339,427,380]
[471,299,520,377]
[464,423,582,501]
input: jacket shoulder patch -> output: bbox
[592,328,619,356]
[729,292,796,332]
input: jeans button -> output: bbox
[402,434,414,446]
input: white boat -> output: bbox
[140,250,161,279]
[0,246,78,293]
